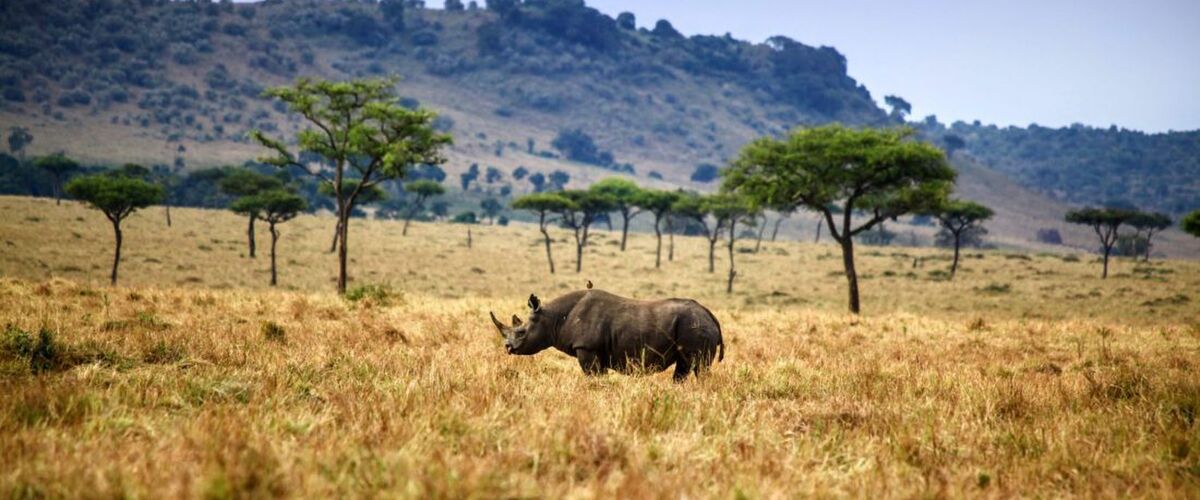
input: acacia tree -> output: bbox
[559,190,617,273]
[1066,207,1134,278]
[65,174,163,285]
[512,193,576,274]
[233,190,307,286]
[253,78,452,294]
[925,199,993,278]
[708,193,758,293]
[480,197,504,224]
[34,153,79,205]
[220,168,283,259]
[590,178,643,251]
[1127,211,1172,261]
[771,208,791,241]
[724,125,954,314]
[632,189,680,269]
[672,193,724,273]
[402,180,445,235]
[320,180,386,251]
[1183,210,1200,238]
[7,126,32,160]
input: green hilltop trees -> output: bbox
[221,168,284,258]
[924,200,994,278]
[725,125,954,314]
[1065,207,1134,278]
[253,77,452,294]
[403,180,445,236]
[232,190,307,287]
[34,153,80,205]
[65,172,164,285]
[512,193,577,274]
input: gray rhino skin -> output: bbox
[490,289,724,381]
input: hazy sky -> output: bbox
[561,1,1200,133]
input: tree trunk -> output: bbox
[247,214,257,259]
[841,237,861,314]
[950,231,962,278]
[814,219,823,243]
[329,219,341,253]
[1144,232,1154,261]
[403,213,414,236]
[539,213,555,274]
[667,218,675,262]
[164,204,172,227]
[620,214,630,252]
[54,176,62,205]
[654,218,663,269]
[754,215,767,252]
[1102,245,1111,279]
[575,232,584,273]
[707,234,717,273]
[336,210,350,295]
[771,217,784,242]
[726,220,737,294]
[110,219,122,286]
[467,226,473,249]
[269,222,279,287]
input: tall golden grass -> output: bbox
[1,195,1198,497]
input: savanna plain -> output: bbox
[1,195,1198,498]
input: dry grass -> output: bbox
[2,195,1199,498]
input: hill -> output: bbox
[0,0,1197,254]
[1,195,1199,497]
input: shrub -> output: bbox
[690,164,720,183]
[3,87,25,102]
[345,284,394,305]
[260,321,287,343]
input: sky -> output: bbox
[559,0,1200,133]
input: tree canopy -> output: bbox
[724,125,954,313]
[253,77,451,293]
[65,173,164,285]
[1182,210,1200,238]
[1065,207,1136,278]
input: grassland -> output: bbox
[1,195,1199,498]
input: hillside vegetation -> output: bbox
[1,195,1199,497]
[1,0,1196,216]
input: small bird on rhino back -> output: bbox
[489,288,724,382]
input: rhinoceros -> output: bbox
[489,289,724,381]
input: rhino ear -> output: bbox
[511,315,523,327]
[489,312,507,337]
[528,294,541,312]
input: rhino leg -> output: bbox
[672,358,691,383]
[576,349,606,376]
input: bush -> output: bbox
[690,164,720,183]
[1036,228,1063,245]
[2,87,25,102]
[260,321,286,343]
[56,90,91,107]
[346,284,395,305]
[411,31,438,46]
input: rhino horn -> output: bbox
[511,314,523,327]
[489,311,507,336]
